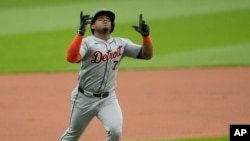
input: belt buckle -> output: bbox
[100,92,105,99]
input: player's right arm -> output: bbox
[66,11,91,63]
[66,35,82,63]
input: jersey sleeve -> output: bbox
[123,39,142,58]
[79,39,88,59]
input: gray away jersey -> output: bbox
[77,35,142,93]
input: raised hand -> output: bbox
[78,11,91,36]
[132,14,150,37]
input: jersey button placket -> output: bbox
[99,43,110,92]
[102,43,112,91]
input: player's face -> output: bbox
[92,15,112,34]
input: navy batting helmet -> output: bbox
[90,9,115,34]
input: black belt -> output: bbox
[78,87,109,99]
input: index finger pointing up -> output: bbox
[139,14,143,24]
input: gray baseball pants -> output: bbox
[60,88,123,141]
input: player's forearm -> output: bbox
[141,36,153,59]
[66,35,82,63]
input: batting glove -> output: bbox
[132,14,150,37]
[77,11,91,36]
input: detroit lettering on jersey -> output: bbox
[91,45,122,63]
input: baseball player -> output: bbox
[60,8,153,141]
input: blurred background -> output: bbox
[1,1,250,141]
[0,0,250,73]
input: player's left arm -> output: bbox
[132,14,153,60]
[140,36,153,59]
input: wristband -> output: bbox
[77,30,84,36]
[143,36,151,44]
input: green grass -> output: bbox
[1,0,250,73]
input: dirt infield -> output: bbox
[1,67,250,141]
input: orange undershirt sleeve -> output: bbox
[66,35,83,63]
[142,35,151,44]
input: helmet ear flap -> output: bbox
[110,23,115,34]
[91,26,94,34]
